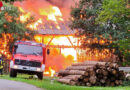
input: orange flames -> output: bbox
[27,18,42,30]
[18,5,64,30]
[39,6,63,22]
[44,67,56,77]
[0,33,12,59]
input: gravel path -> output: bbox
[0,79,43,90]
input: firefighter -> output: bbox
[0,55,4,75]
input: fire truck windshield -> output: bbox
[14,44,43,56]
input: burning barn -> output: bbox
[34,21,80,76]
[8,0,113,76]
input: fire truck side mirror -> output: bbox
[47,49,50,55]
[13,45,18,54]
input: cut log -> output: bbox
[84,77,89,82]
[66,66,93,71]
[96,69,102,74]
[89,70,95,76]
[106,79,111,86]
[107,67,112,72]
[109,63,119,69]
[86,82,92,87]
[72,61,107,66]
[100,79,105,84]
[115,80,120,85]
[57,79,72,84]
[102,70,108,76]
[89,76,97,84]
[110,82,115,86]
[59,70,86,75]
[63,75,82,81]
[111,69,117,75]
[57,79,76,85]
[119,80,123,85]
[103,76,107,80]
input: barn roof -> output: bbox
[37,20,75,35]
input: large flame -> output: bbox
[0,33,12,59]
[39,6,63,22]
[18,5,63,29]
[27,18,42,30]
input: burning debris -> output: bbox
[0,33,12,59]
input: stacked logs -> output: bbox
[57,61,125,86]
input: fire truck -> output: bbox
[10,41,48,80]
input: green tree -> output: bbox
[70,0,130,65]
[0,2,36,59]
[1,0,23,3]
[96,0,130,66]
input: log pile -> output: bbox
[57,61,125,86]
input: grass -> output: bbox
[0,74,130,90]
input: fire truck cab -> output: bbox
[10,41,47,80]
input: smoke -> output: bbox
[14,0,79,19]
[46,0,79,8]
[46,55,73,72]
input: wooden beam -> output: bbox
[67,36,74,47]
[46,45,80,48]
[47,36,54,46]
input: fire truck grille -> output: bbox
[14,59,41,67]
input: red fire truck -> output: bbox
[10,41,47,80]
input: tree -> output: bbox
[1,0,23,3]
[0,2,36,59]
[70,0,130,65]
[96,0,130,66]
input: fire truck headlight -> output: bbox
[36,68,41,71]
[13,65,18,69]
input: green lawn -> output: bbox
[0,74,130,90]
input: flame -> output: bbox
[49,67,55,77]
[18,7,25,13]
[61,48,77,61]
[39,6,63,22]
[48,36,77,60]
[44,71,49,75]
[20,13,31,23]
[27,18,42,30]
[44,67,55,77]
[18,6,63,30]
[0,33,12,59]
[56,25,60,30]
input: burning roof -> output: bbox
[37,21,75,35]
[14,0,79,35]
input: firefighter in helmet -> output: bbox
[0,54,4,75]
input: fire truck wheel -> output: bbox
[10,69,17,77]
[37,72,43,80]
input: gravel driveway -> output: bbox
[0,79,43,90]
